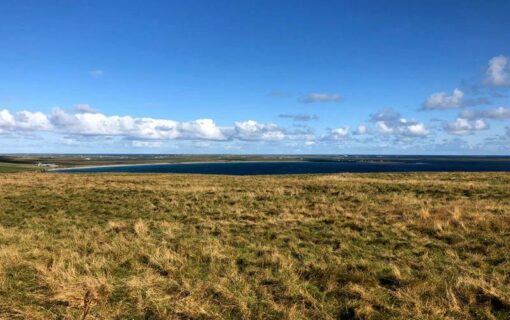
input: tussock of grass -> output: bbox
[0,172,509,319]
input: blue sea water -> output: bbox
[53,159,510,175]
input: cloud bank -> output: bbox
[370,109,429,137]
[443,118,488,135]
[0,108,306,144]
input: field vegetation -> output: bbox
[0,172,509,319]
[0,162,42,173]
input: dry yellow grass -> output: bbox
[0,172,509,319]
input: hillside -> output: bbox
[0,173,509,319]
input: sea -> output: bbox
[53,157,510,175]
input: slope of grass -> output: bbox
[0,172,509,319]
[0,162,41,173]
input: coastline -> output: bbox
[48,160,305,172]
[49,162,174,172]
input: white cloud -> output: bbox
[131,140,162,148]
[50,109,141,136]
[179,119,227,140]
[233,120,285,141]
[323,126,350,140]
[90,69,104,78]
[423,88,464,110]
[370,109,429,137]
[443,118,488,135]
[485,55,509,87]
[460,107,510,120]
[15,111,52,131]
[0,107,317,144]
[48,108,228,141]
[355,124,367,135]
[299,93,342,103]
[0,109,52,133]
[405,123,428,137]
[376,121,394,134]
[479,107,510,119]
[0,109,16,132]
[0,105,438,150]
[375,120,428,137]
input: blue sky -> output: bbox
[1,0,510,154]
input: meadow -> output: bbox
[0,163,42,173]
[0,172,509,319]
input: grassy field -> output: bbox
[0,172,509,319]
[0,162,41,173]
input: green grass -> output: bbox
[0,162,41,173]
[0,172,509,319]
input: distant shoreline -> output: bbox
[49,162,174,172]
[48,160,305,172]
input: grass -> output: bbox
[0,162,41,173]
[0,172,509,319]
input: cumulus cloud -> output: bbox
[0,109,52,133]
[278,114,318,121]
[423,88,464,110]
[460,107,510,120]
[404,123,429,137]
[0,107,316,145]
[322,126,350,140]
[485,55,509,87]
[443,118,488,135]
[370,108,429,137]
[48,108,227,140]
[15,111,52,131]
[0,109,16,132]
[179,119,227,140]
[355,124,367,135]
[375,121,393,134]
[299,93,342,104]
[233,120,286,141]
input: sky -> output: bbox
[1,0,510,154]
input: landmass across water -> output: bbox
[2,154,510,174]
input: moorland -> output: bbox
[0,172,509,319]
